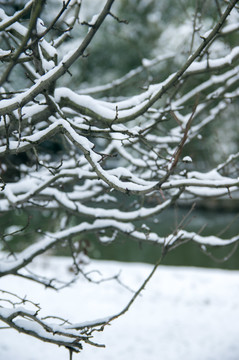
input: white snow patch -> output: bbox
[0,257,239,360]
[182,156,192,163]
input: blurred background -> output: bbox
[1,0,239,269]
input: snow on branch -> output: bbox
[0,291,103,352]
[0,0,239,354]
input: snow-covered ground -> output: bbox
[1,257,239,360]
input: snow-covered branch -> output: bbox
[1,0,239,354]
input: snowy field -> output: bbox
[1,256,239,360]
